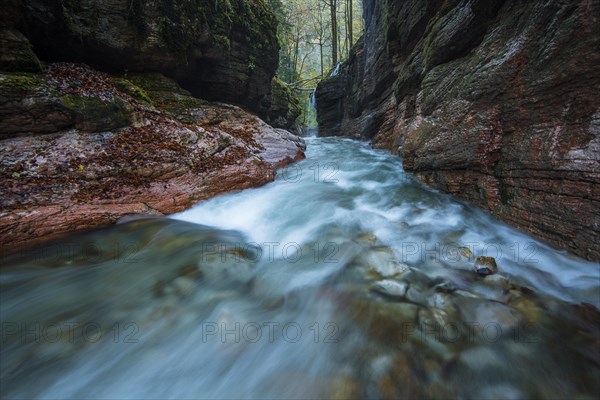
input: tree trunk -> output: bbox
[343,0,349,58]
[320,40,324,76]
[292,26,300,80]
[330,0,338,67]
[348,0,353,46]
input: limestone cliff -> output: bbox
[316,0,599,261]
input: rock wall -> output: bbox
[267,77,302,130]
[2,0,280,119]
[316,0,600,261]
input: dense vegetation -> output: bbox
[267,0,363,126]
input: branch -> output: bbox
[284,76,324,89]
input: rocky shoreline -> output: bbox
[0,0,307,253]
[1,63,305,252]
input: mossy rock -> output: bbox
[269,77,301,128]
[0,73,71,136]
[0,73,43,92]
[125,72,209,123]
[158,94,210,124]
[212,34,231,51]
[59,95,132,132]
[113,78,153,106]
[126,73,191,96]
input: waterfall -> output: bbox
[309,88,317,111]
[307,88,318,137]
[329,63,341,77]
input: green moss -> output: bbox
[59,94,109,112]
[157,0,209,58]
[0,45,44,74]
[0,73,40,91]
[61,0,100,41]
[218,134,232,146]
[113,78,153,105]
[160,95,208,111]
[212,34,231,51]
[270,76,301,126]
[59,95,131,131]
[156,0,278,61]
[271,77,293,107]
[158,95,209,124]
[126,72,209,122]
[126,73,165,92]
[126,73,189,95]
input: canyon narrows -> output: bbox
[316,0,600,261]
[1,1,599,399]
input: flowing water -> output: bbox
[1,138,599,399]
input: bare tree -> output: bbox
[320,0,338,67]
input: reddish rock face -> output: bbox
[316,0,600,261]
[0,64,305,253]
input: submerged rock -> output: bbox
[171,276,196,297]
[371,280,408,299]
[458,247,474,260]
[354,232,381,246]
[358,247,410,278]
[324,377,362,400]
[405,286,428,306]
[434,281,457,293]
[473,256,498,276]
[458,299,521,333]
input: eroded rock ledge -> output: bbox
[0,64,305,251]
[316,0,600,261]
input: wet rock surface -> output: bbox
[315,0,600,261]
[337,241,600,399]
[0,64,305,250]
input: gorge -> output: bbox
[1,1,599,399]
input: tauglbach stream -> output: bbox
[1,138,599,399]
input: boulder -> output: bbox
[0,69,132,138]
[0,65,305,251]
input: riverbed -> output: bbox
[1,137,598,399]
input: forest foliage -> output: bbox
[266,0,363,126]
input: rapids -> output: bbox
[1,138,598,399]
